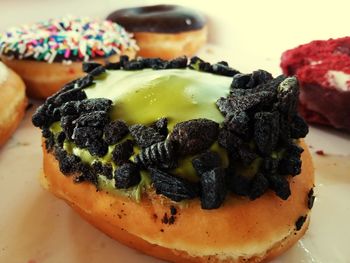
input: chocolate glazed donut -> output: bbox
[107,5,206,33]
[107,5,208,59]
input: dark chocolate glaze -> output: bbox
[107,5,206,33]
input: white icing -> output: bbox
[326,70,350,91]
[0,62,9,84]
[310,60,322,66]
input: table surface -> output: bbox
[1,1,350,262]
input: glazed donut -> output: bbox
[0,16,138,99]
[33,57,314,262]
[0,62,27,147]
[107,5,207,59]
[41,141,313,263]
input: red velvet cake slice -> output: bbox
[281,37,350,132]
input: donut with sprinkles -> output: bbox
[0,16,138,99]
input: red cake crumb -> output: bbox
[315,150,325,156]
[281,37,350,132]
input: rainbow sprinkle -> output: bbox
[0,16,138,63]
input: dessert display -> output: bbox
[281,36,350,132]
[32,56,314,263]
[0,61,27,147]
[0,16,138,99]
[107,5,207,59]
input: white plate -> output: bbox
[1,47,350,263]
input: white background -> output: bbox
[1,0,350,74]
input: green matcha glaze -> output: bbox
[85,69,232,128]
[63,140,113,164]
[84,69,232,184]
[50,121,63,133]
[63,139,151,200]
[98,171,151,202]
[55,69,235,200]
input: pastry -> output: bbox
[281,36,350,132]
[0,61,27,147]
[107,5,207,59]
[33,57,314,263]
[0,16,138,99]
